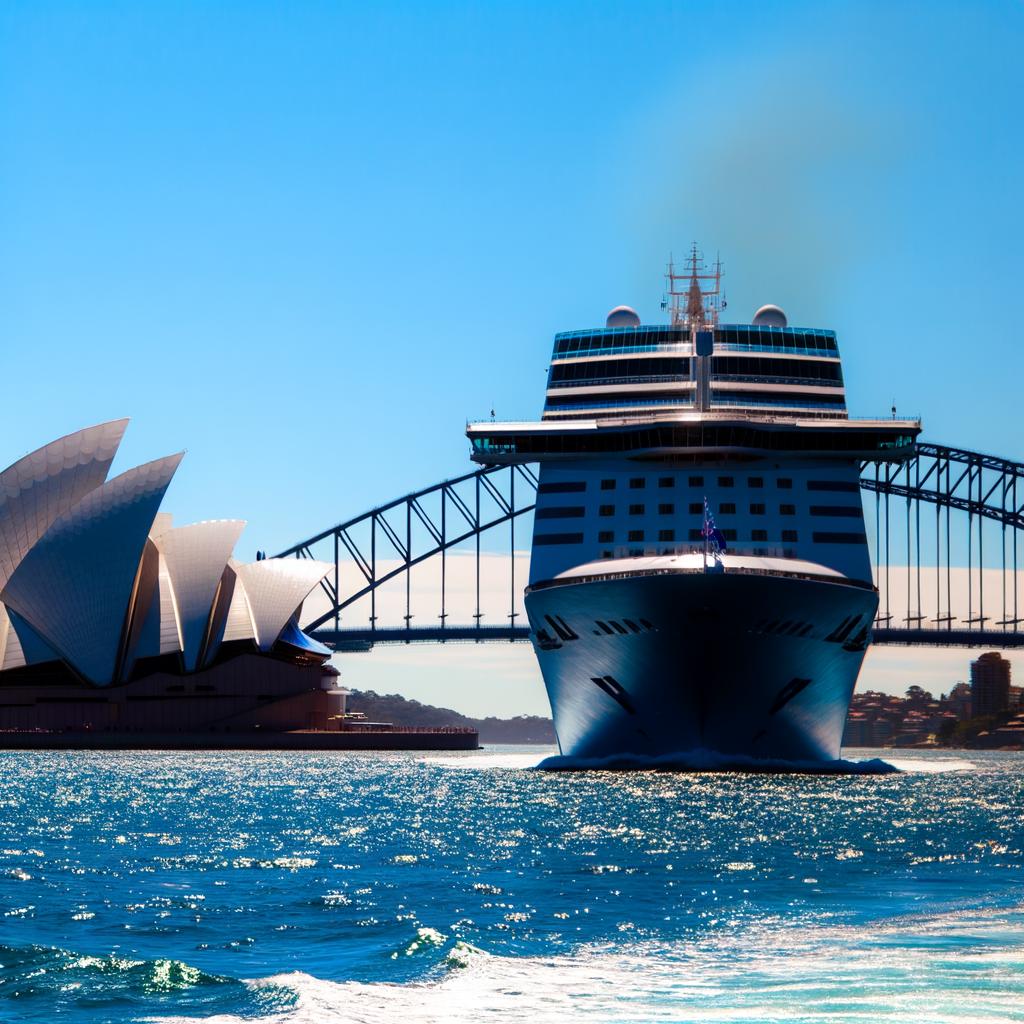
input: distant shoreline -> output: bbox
[346,689,556,744]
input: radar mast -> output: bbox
[664,244,724,329]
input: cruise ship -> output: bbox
[466,250,921,763]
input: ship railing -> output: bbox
[547,375,695,389]
[709,397,849,412]
[528,563,875,593]
[605,544,799,561]
[709,373,845,388]
[469,411,921,428]
[551,343,693,360]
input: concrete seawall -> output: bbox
[0,729,480,751]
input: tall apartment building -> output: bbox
[970,652,1012,718]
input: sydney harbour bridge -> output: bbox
[277,442,1023,654]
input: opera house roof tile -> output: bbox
[156,520,246,671]
[233,558,332,652]
[0,419,128,591]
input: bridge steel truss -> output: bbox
[862,443,1022,648]
[276,463,539,648]
[277,442,1024,651]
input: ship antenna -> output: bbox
[665,242,724,412]
[664,243,724,330]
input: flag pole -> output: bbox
[703,496,709,573]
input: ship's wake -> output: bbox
[148,901,1024,1024]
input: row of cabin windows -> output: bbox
[553,327,687,356]
[586,502,862,517]
[596,528,792,543]
[542,477,860,493]
[548,356,691,384]
[713,327,839,353]
[547,529,869,545]
[709,355,844,383]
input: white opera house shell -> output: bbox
[0,420,344,737]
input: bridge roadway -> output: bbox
[312,625,1024,652]
[287,441,1023,653]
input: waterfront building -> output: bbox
[467,250,921,762]
[970,652,1012,718]
[0,421,344,734]
[945,682,973,720]
[842,712,875,747]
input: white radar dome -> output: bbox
[752,304,788,327]
[606,305,641,328]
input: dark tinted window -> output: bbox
[749,477,764,488]
[810,505,862,517]
[534,533,583,546]
[750,502,765,515]
[689,502,702,514]
[658,477,674,488]
[658,503,674,515]
[601,479,616,490]
[688,475,704,487]
[629,478,645,489]
[813,531,867,544]
[552,325,688,356]
[718,476,734,487]
[778,478,793,489]
[549,357,690,384]
[536,506,585,519]
[599,504,615,517]
[752,529,768,541]
[538,481,586,494]
[712,325,838,354]
[629,504,645,515]
[710,356,843,383]
[719,502,736,514]
[780,504,796,515]
[658,529,675,541]
[782,529,798,542]
[628,529,644,542]
[598,530,614,543]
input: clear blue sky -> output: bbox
[2,2,1021,714]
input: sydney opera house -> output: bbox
[0,420,345,736]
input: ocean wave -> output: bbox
[148,903,1024,1024]
[535,747,899,774]
[0,942,294,1020]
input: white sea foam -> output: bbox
[428,748,979,775]
[424,750,551,770]
[149,904,1024,1024]
[880,756,975,773]
[428,745,978,774]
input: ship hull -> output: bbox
[525,569,877,763]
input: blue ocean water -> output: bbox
[0,747,1021,1023]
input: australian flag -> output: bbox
[701,496,728,553]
